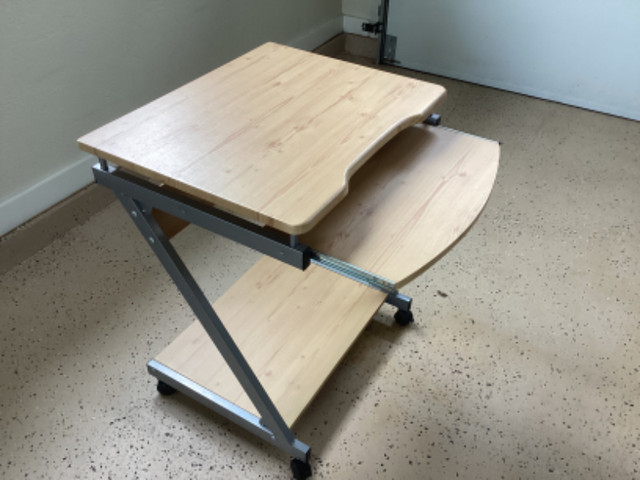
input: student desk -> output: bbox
[78,42,499,479]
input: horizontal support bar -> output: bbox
[93,163,310,270]
[310,250,396,293]
[94,162,412,313]
[148,360,311,461]
[310,251,413,312]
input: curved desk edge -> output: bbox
[301,124,500,288]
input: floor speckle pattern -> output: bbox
[1,52,639,479]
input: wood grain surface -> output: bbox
[154,256,387,427]
[301,125,500,288]
[78,42,445,234]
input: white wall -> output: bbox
[342,0,379,37]
[386,0,640,121]
[0,0,342,236]
[345,0,640,121]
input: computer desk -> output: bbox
[78,42,499,479]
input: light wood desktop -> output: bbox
[79,42,446,234]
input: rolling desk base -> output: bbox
[93,163,409,478]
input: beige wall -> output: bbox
[0,0,342,235]
[342,0,378,19]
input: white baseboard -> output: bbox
[343,15,377,38]
[396,58,640,122]
[0,156,95,237]
[289,15,344,51]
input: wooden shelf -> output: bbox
[154,256,387,427]
[301,125,500,288]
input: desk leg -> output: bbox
[386,291,415,325]
[117,194,311,468]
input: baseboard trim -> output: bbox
[289,15,343,51]
[394,59,640,122]
[0,156,96,237]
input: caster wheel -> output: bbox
[290,458,312,479]
[156,380,177,396]
[394,309,414,326]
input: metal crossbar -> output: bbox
[93,164,310,270]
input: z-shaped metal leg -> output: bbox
[94,160,416,475]
[117,193,310,463]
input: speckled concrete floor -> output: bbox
[1,50,639,480]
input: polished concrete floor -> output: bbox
[1,42,639,479]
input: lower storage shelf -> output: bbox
[152,256,387,427]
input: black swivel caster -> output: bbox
[394,309,414,326]
[290,458,312,479]
[156,380,177,396]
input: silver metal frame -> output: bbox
[92,160,414,465]
[94,162,310,462]
[376,0,390,65]
[147,360,311,459]
[93,164,310,270]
